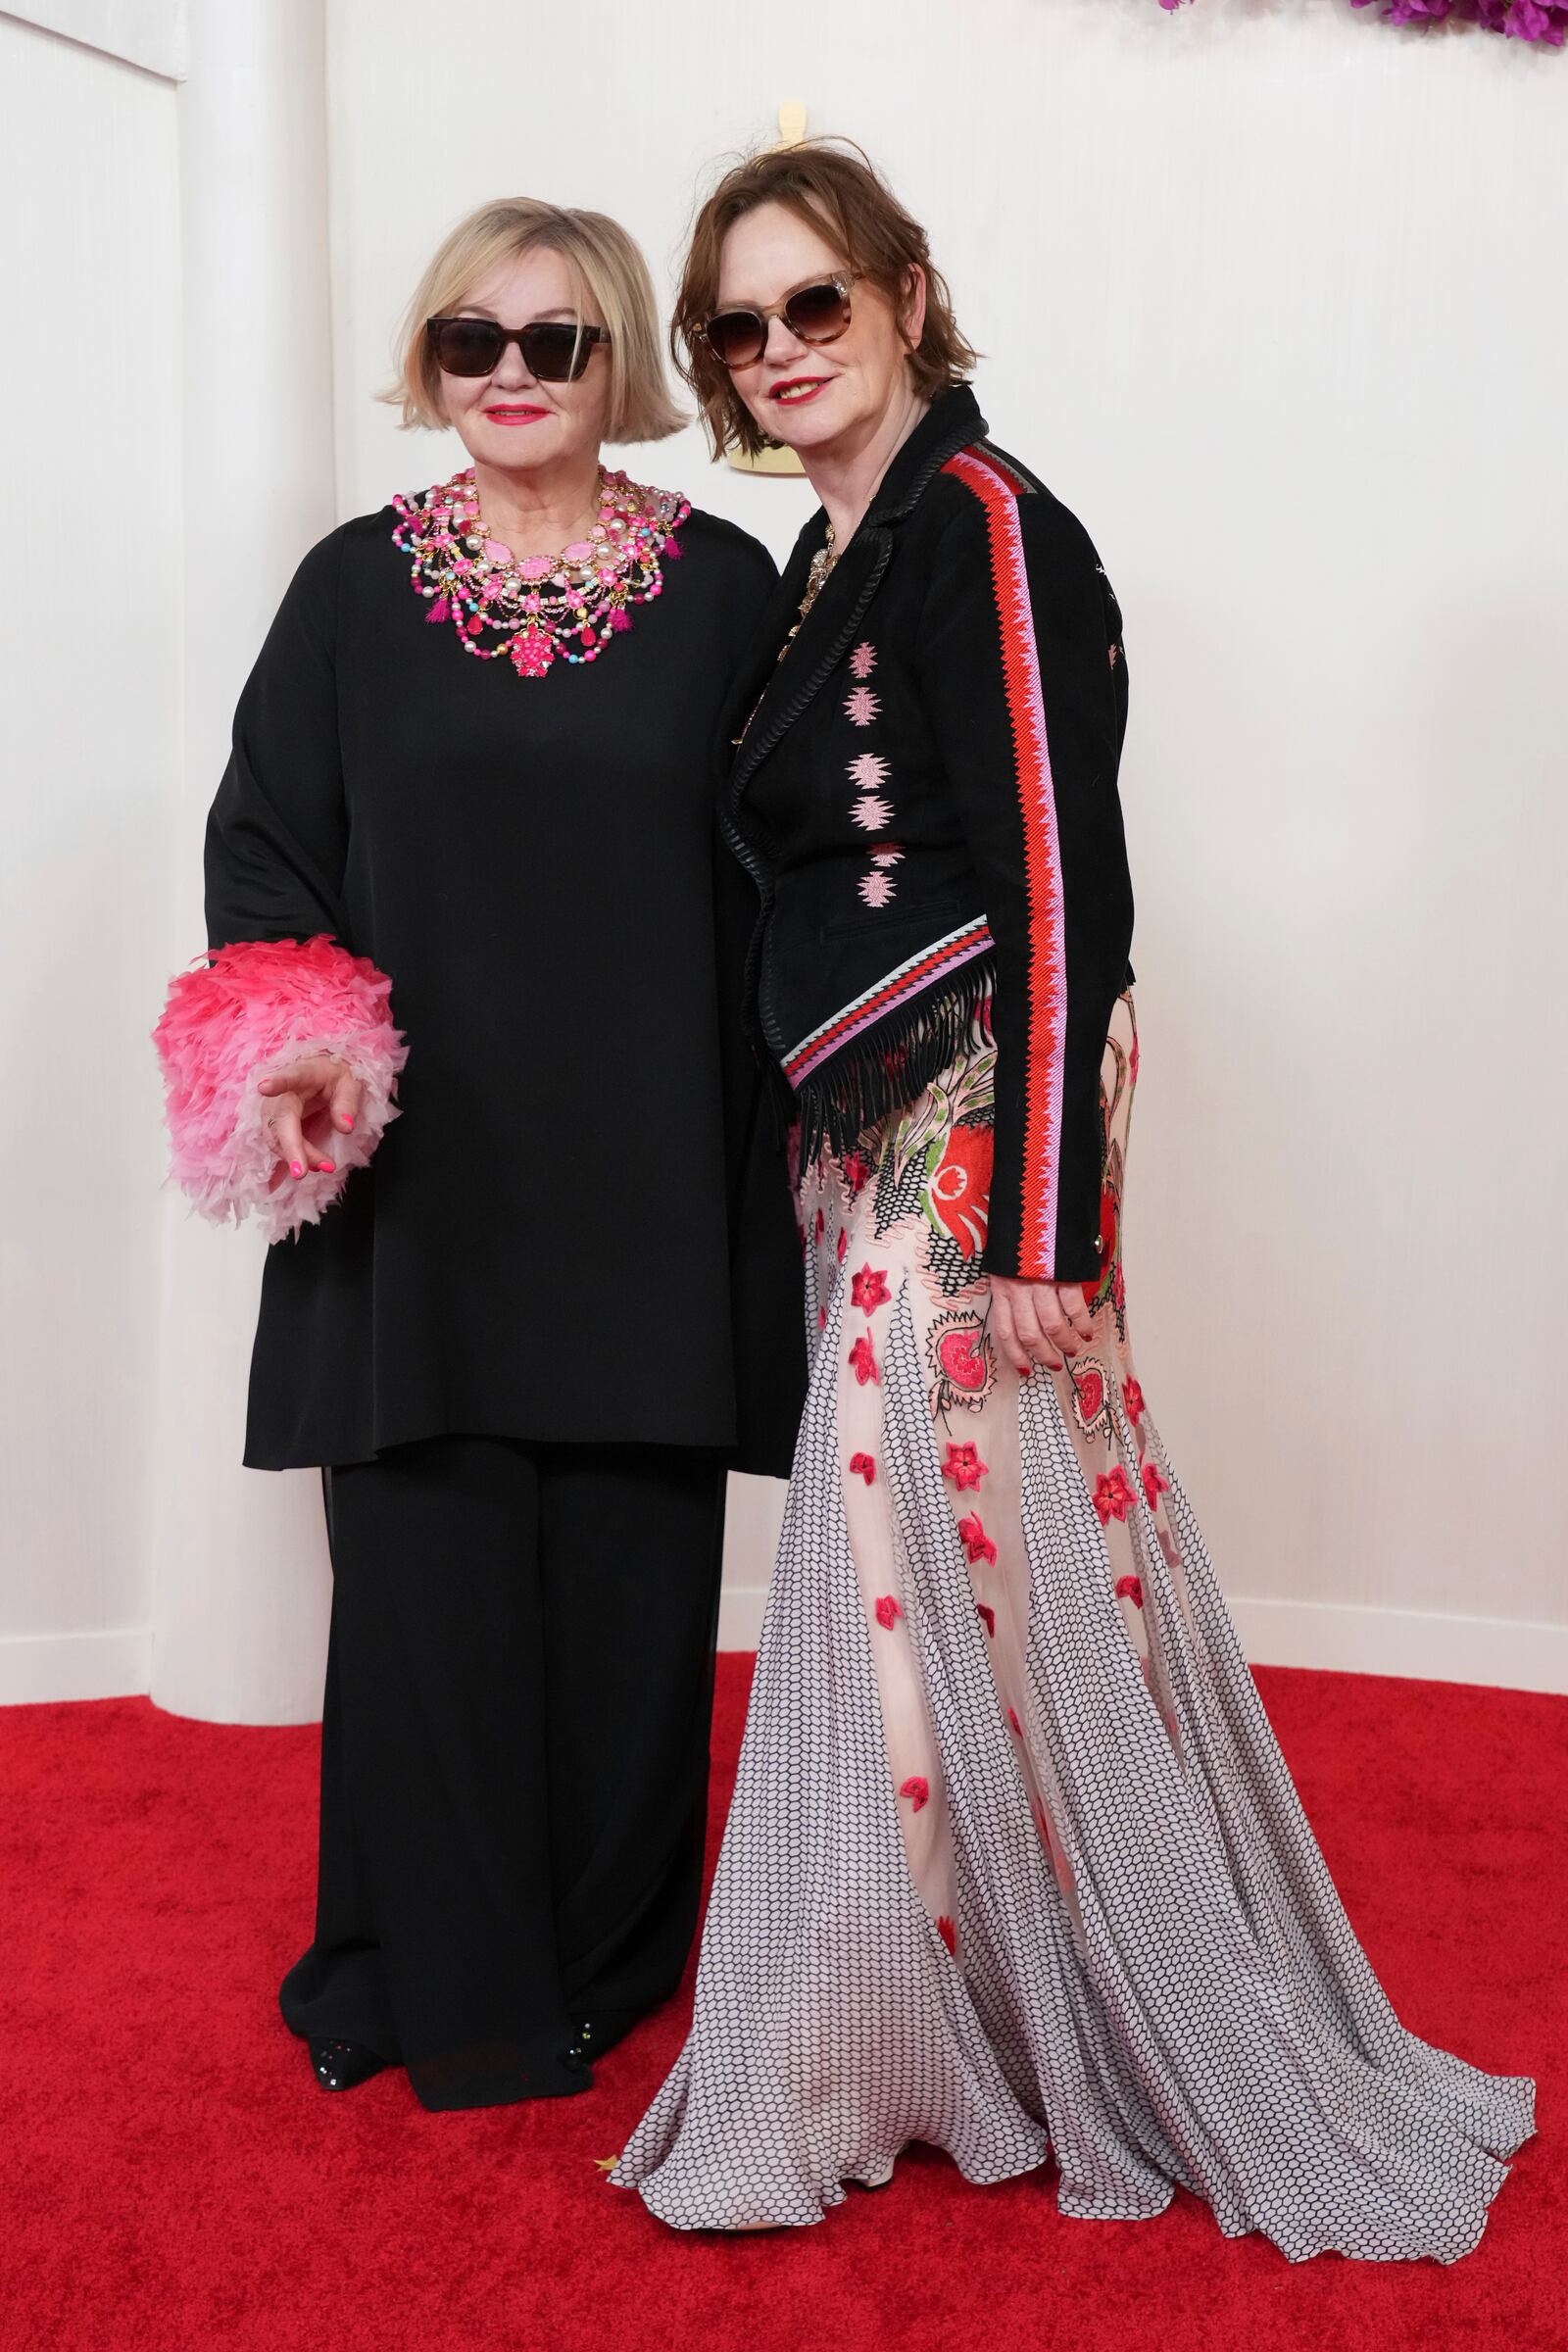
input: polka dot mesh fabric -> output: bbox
[612,997,1535,2255]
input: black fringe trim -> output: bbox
[792,955,998,1167]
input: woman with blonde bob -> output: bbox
[153,200,805,2110]
[612,140,1534,2256]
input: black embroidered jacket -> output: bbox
[722,385,1135,1286]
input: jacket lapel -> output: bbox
[718,519,823,759]
[729,523,892,808]
[726,386,990,816]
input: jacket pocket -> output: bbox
[819,895,961,945]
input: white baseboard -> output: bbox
[717,1584,1568,1696]
[3,1599,1563,1708]
[1224,1595,1568,1695]
[0,1625,154,1706]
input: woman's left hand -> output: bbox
[989,1275,1096,1376]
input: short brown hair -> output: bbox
[673,139,978,460]
[389,198,684,444]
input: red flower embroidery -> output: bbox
[941,1442,988,1491]
[956,1512,998,1566]
[1006,1706,1022,1738]
[1142,1460,1170,1511]
[1115,1573,1145,1609]
[936,1915,957,1957]
[836,1228,849,1263]
[1093,1467,1136,1526]
[926,1121,994,1260]
[849,1452,876,1485]
[1123,1376,1146,1425]
[851,1263,890,1315]
[975,1602,996,1638]
[874,1594,903,1631]
[814,1207,825,1240]
[841,1148,872,1198]
[817,1305,826,1330]
[848,1336,880,1387]
[1129,1032,1141,1085]
[900,1775,929,1813]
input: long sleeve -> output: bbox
[914,461,1133,1283]
[153,530,407,1242]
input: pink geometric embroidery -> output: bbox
[900,1775,929,1813]
[869,846,904,868]
[874,1593,903,1630]
[851,795,894,832]
[845,686,881,726]
[850,642,876,681]
[858,869,897,910]
[848,752,891,791]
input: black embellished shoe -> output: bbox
[308,2037,389,2092]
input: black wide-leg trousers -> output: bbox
[278,1434,727,2110]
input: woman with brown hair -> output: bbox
[153,199,805,2112]
[612,141,1534,2256]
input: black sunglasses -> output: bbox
[700,276,857,371]
[426,316,611,382]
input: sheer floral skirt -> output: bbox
[613,995,1535,2258]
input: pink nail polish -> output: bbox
[339,1113,356,1130]
[290,1160,305,1180]
[314,1159,335,1175]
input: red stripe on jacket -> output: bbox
[941,448,1066,1278]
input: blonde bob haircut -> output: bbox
[389,198,684,444]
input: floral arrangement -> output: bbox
[1156,0,1565,42]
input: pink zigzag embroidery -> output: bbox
[849,641,877,680]
[845,686,881,726]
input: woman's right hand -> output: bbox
[256,1054,364,1189]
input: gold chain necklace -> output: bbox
[734,521,841,748]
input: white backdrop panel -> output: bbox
[0,17,180,1697]
[328,0,1568,1657]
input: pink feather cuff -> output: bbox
[153,934,409,1243]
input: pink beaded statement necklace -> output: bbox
[391,466,689,679]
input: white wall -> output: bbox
[0,13,180,1701]
[324,0,1568,1684]
[2,0,1564,1713]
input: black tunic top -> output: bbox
[205,498,807,1473]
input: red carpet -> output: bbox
[1,1660,1560,2352]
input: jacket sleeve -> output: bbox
[152,530,407,1243]
[913,469,1133,1284]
